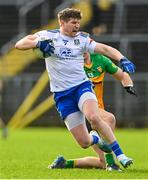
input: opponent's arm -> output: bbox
[121,72,133,87]
[121,72,137,96]
[112,68,137,96]
[94,43,136,73]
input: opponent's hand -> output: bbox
[36,39,55,57]
[124,86,137,96]
[119,57,136,73]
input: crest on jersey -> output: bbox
[62,39,68,45]
[97,67,103,73]
[74,39,80,45]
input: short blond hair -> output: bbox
[58,8,82,22]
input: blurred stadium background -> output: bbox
[0,0,148,129]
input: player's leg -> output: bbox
[67,101,118,169]
[49,110,117,168]
[93,82,115,164]
[49,127,105,169]
[79,93,133,168]
[99,108,116,131]
[49,148,119,170]
[91,110,121,171]
[65,111,109,150]
[89,108,121,171]
[65,112,92,148]
[49,111,107,169]
[49,109,122,170]
[49,111,105,169]
[49,155,105,169]
[53,86,110,151]
[72,155,105,168]
[80,99,115,143]
[49,106,113,169]
[94,83,122,170]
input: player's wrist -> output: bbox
[119,56,128,62]
[35,40,40,48]
[124,85,133,88]
[124,86,137,97]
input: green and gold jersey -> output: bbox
[84,53,118,83]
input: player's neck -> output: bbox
[84,58,91,65]
[60,28,76,37]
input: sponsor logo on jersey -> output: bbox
[60,48,72,56]
[74,39,80,45]
[58,48,77,59]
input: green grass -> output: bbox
[0,127,148,179]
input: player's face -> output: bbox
[61,18,81,37]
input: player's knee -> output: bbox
[78,138,91,149]
[110,113,116,126]
[88,113,102,130]
[107,113,116,130]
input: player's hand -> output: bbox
[119,57,136,73]
[36,39,55,57]
[124,86,137,96]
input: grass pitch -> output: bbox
[0,127,148,179]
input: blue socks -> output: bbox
[92,135,99,144]
[109,141,123,157]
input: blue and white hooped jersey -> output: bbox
[36,29,97,92]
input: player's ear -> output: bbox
[59,19,64,26]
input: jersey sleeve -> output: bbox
[103,56,118,74]
[84,36,97,53]
[35,30,50,38]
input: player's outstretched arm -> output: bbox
[94,43,136,73]
[121,72,133,87]
[95,43,124,61]
[121,72,137,96]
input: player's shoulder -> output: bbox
[47,29,60,33]
[36,29,59,36]
[78,31,90,38]
[92,54,112,65]
[91,53,106,61]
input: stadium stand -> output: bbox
[0,0,92,77]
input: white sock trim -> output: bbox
[117,154,127,161]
